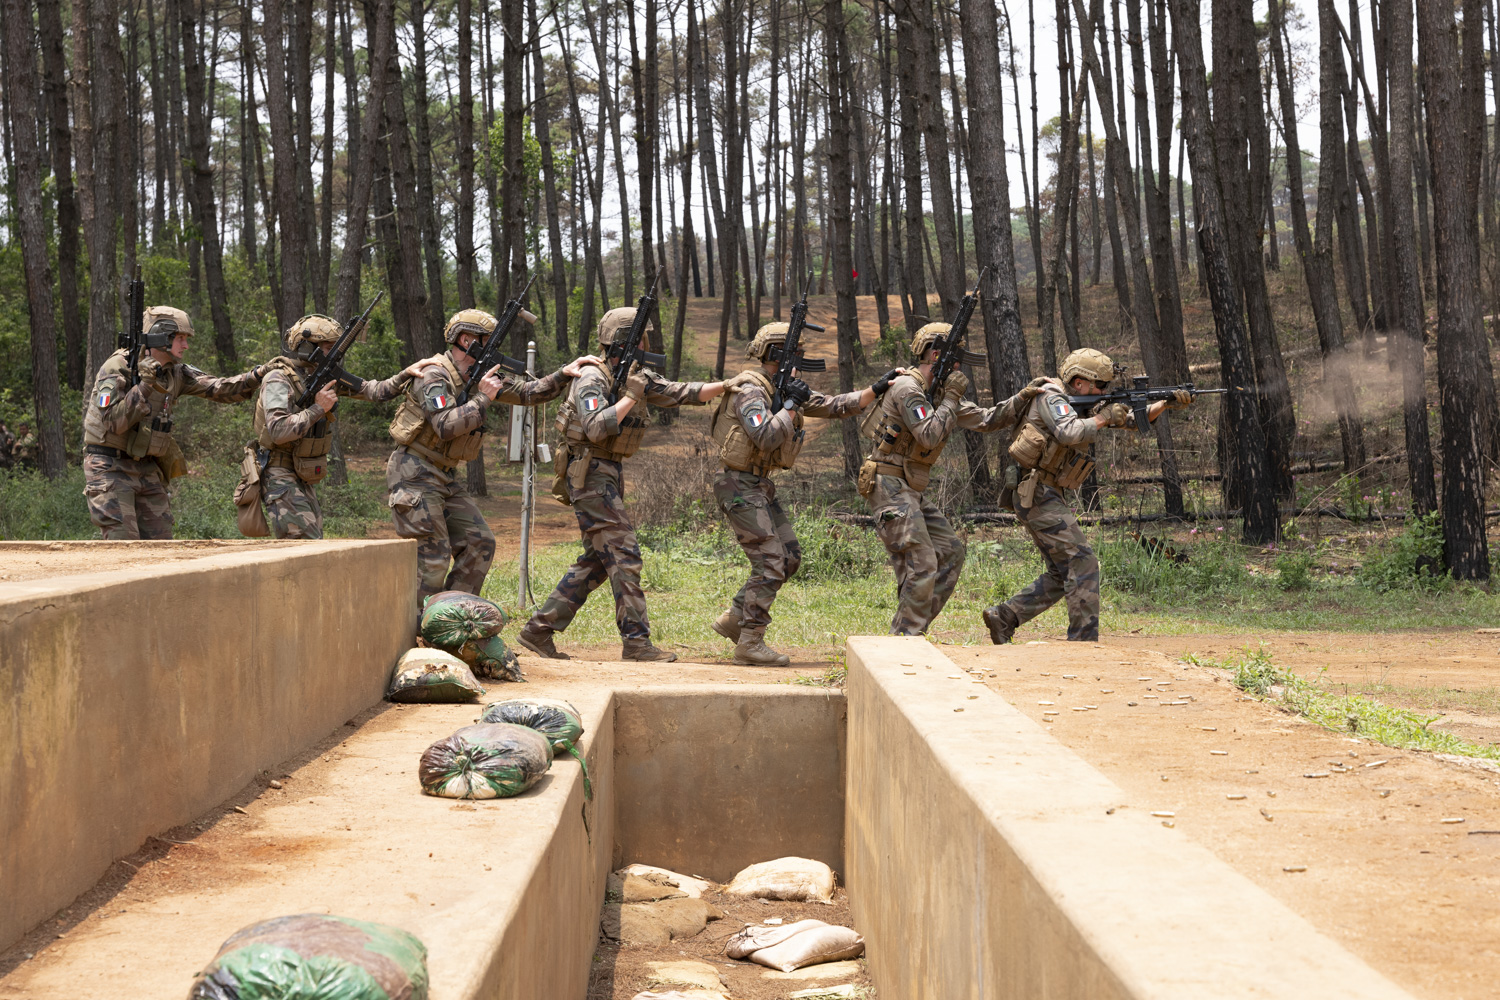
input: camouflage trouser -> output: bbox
[866,474,966,635]
[83,452,173,539]
[263,466,323,539]
[1005,486,1100,641]
[527,458,650,640]
[713,469,801,629]
[386,448,496,601]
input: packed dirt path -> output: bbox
[955,640,1500,1000]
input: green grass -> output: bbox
[1192,646,1500,761]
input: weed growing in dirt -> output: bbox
[1200,646,1500,761]
[1355,511,1448,593]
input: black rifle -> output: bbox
[771,271,828,411]
[117,266,148,385]
[457,275,538,404]
[929,265,991,396]
[295,291,385,408]
[608,272,668,400]
[1068,377,1231,434]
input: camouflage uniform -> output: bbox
[82,344,262,539]
[861,370,1037,635]
[993,385,1105,641]
[0,425,15,468]
[713,371,864,631]
[525,362,707,643]
[12,430,35,469]
[256,359,414,539]
[386,353,571,600]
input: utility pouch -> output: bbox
[233,444,270,537]
[156,436,189,480]
[293,453,328,484]
[903,461,931,492]
[124,423,153,459]
[999,462,1020,511]
[550,447,574,506]
[1016,469,1040,509]
[856,459,878,498]
[1007,422,1047,469]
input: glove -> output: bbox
[1027,376,1053,389]
[783,378,813,409]
[1166,389,1193,410]
[1101,402,1133,428]
[941,369,970,403]
[137,357,168,393]
[871,369,900,395]
[252,363,271,381]
[625,369,650,402]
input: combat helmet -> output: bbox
[141,305,194,350]
[444,309,499,351]
[748,322,791,361]
[597,307,639,348]
[285,315,344,360]
[1059,348,1116,386]
[910,321,952,361]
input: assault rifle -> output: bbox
[1067,377,1230,435]
[771,272,829,411]
[117,266,148,385]
[608,272,668,400]
[929,265,991,396]
[457,275,538,404]
[295,291,385,408]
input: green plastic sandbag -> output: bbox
[188,914,428,1000]
[418,723,553,799]
[419,591,507,650]
[480,698,590,797]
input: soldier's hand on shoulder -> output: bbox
[871,368,900,395]
[783,378,813,409]
[941,369,970,402]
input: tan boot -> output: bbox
[711,609,742,643]
[621,637,678,662]
[733,627,791,667]
[517,624,571,660]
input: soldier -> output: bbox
[12,423,36,469]
[517,306,726,663]
[83,306,265,539]
[859,322,1048,636]
[982,348,1190,643]
[254,315,425,539]
[707,322,893,665]
[387,307,596,602]
[0,422,15,469]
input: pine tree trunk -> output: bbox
[37,0,84,389]
[262,0,306,328]
[455,0,476,310]
[411,0,446,337]
[825,0,865,481]
[332,0,392,324]
[380,21,435,356]
[180,0,236,366]
[528,0,568,348]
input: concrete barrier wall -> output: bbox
[611,687,847,884]
[844,636,1416,1000]
[0,540,416,951]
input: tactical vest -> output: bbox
[554,361,647,462]
[1008,394,1094,491]
[387,353,485,471]
[83,348,189,459]
[254,358,333,484]
[710,369,805,476]
[866,370,947,491]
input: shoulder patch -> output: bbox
[741,398,770,429]
[94,376,121,409]
[261,377,293,411]
[423,381,456,412]
[578,386,607,413]
[906,397,934,424]
[1049,398,1074,420]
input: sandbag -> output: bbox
[725,857,835,903]
[726,919,864,973]
[464,633,523,682]
[187,913,428,1000]
[420,591,508,648]
[418,722,552,799]
[481,697,589,795]
[386,649,486,704]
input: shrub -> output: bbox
[1098,532,1247,598]
[1274,550,1314,591]
[1356,512,1448,593]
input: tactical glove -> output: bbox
[783,378,813,408]
[941,370,970,403]
[871,369,900,395]
[1166,389,1193,410]
[1101,402,1133,428]
[624,369,650,402]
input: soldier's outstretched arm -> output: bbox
[349,367,416,402]
[958,381,1051,433]
[642,370,712,408]
[179,362,266,403]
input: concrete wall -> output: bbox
[0,540,416,951]
[844,636,1416,1000]
[612,686,847,885]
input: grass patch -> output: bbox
[1193,646,1500,761]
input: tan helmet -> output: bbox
[443,308,499,346]
[1059,348,1116,386]
[748,322,791,361]
[141,305,193,344]
[285,314,344,357]
[597,307,640,347]
[910,321,952,361]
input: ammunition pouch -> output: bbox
[856,459,878,499]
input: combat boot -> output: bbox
[622,637,678,662]
[711,609,742,643]
[733,627,791,667]
[982,604,1019,645]
[517,624,571,660]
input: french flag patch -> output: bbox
[912,403,931,420]
[96,388,114,407]
[432,393,450,408]
[748,410,766,427]
[583,396,603,412]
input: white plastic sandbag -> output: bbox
[724,857,835,903]
[725,919,864,973]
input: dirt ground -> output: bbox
[586,886,872,1000]
[955,636,1500,1000]
[0,539,282,583]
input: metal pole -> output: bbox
[518,340,537,610]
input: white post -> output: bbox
[517,340,537,610]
